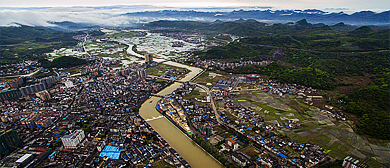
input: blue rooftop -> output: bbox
[279,153,286,158]
[99,145,121,160]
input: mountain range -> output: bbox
[123,9,390,25]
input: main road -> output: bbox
[194,83,221,123]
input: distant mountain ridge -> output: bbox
[145,18,389,36]
[1,8,388,28]
[124,9,390,25]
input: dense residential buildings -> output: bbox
[0,28,386,168]
[0,61,39,77]
[0,58,191,167]
[153,76,331,167]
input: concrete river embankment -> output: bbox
[139,62,223,168]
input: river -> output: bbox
[139,62,223,168]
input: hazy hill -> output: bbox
[126,9,390,25]
[0,25,80,64]
[146,18,387,37]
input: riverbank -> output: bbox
[139,62,224,168]
[155,100,192,139]
[155,96,226,167]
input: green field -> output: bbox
[147,64,186,77]
[236,90,389,166]
[151,160,175,168]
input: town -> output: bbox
[0,57,190,167]
[0,28,386,168]
[153,76,331,167]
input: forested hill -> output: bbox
[239,27,389,52]
[146,19,389,36]
[146,19,268,36]
[38,56,87,68]
[0,25,80,64]
[194,20,389,83]
[189,19,389,140]
[0,25,78,45]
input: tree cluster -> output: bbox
[229,62,334,90]
[39,56,87,68]
[341,86,390,140]
[192,133,240,168]
[196,42,273,61]
[240,28,389,52]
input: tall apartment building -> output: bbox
[61,130,86,149]
[20,76,59,96]
[6,78,24,88]
[20,83,46,96]
[39,76,59,88]
[136,68,147,79]
[144,53,153,63]
[0,89,22,101]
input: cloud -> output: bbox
[0,6,250,27]
[0,7,138,27]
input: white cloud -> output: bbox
[0,7,137,27]
[0,6,237,27]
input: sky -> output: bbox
[1,0,389,12]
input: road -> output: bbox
[231,88,262,92]
[0,69,41,78]
[53,70,59,77]
[195,83,221,123]
[82,33,91,56]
